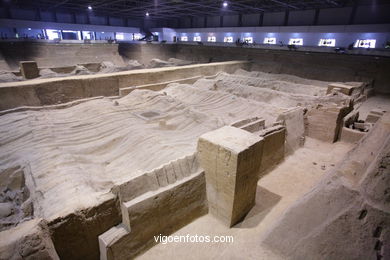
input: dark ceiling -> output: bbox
[1,0,378,20]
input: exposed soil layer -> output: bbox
[0,63,387,260]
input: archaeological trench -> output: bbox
[0,42,389,260]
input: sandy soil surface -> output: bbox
[0,82,289,222]
[0,91,221,221]
[234,68,331,88]
[357,95,390,119]
[0,68,356,227]
[263,113,390,260]
[192,77,349,110]
[218,71,328,96]
[164,83,286,126]
[0,71,22,83]
[137,138,353,260]
[0,58,194,83]
[0,67,378,259]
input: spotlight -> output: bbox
[88,5,92,10]
[223,1,228,7]
[146,12,149,16]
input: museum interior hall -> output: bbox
[0,0,389,259]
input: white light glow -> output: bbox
[181,36,188,42]
[82,31,93,40]
[46,29,61,40]
[207,36,216,42]
[224,36,233,43]
[193,36,201,42]
[223,2,228,7]
[88,5,92,10]
[133,33,142,40]
[243,37,253,43]
[289,38,303,46]
[264,37,276,44]
[116,33,124,40]
[354,39,376,48]
[146,12,149,16]
[319,39,336,47]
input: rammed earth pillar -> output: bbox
[19,61,39,79]
[197,126,264,227]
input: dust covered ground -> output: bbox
[0,66,387,260]
[0,58,194,83]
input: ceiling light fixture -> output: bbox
[223,2,228,7]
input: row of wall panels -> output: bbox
[153,24,390,49]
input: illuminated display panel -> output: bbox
[243,37,253,43]
[224,36,233,43]
[116,33,124,40]
[354,39,376,48]
[264,37,276,44]
[82,31,94,40]
[46,29,61,40]
[181,36,188,41]
[193,36,201,41]
[289,38,303,45]
[133,33,142,40]
[319,39,336,47]
[207,36,216,42]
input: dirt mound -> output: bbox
[234,69,331,88]
[0,71,22,83]
[148,58,192,68]
[263,113,390,260]
[0,218,59,260]
[72,65,91,75]
[168,58,193,66]
[0,167,32,231]
[126,59,144,70]
[39,68,65,79]
[148,58,172,68]
[98,60,145,73]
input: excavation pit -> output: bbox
[0,42,389,260]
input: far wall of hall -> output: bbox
[152,24,390,48]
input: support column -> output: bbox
[349,1,358,25]
[36,8,41,21]
[238,14,243,27]
[259,12,264,26]
[283,10,289,26]
[197,126,264,227]
[313,9,320,25]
